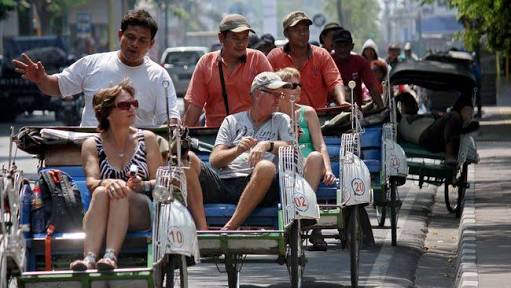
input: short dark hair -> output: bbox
[93,79,136,131]
[121,9,158,39]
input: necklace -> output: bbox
[113,134,130,159]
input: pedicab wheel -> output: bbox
[225,254,241,288]
[375,205,386,227]
[347,205,361,288]
[445,163,468,218]
[163,254,188,288]
[0,255,18,288]
[287,220,304,288]
[389,178,398,246]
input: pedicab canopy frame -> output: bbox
[389,60,476,92]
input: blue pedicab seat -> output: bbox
[316,126,383,204]
[23,165,152,272]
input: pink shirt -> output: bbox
[185,49,272,127]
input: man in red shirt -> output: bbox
[331,29,384,109]
[183,14,272,127]
[267,11,346,109]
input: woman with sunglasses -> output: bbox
[70,80,163,271]
[276,67,336,251]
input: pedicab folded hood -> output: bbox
[389,60,476,92]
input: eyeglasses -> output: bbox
[283,82,301,89]
[116,100,139,110]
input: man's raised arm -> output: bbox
[12,53,61,97]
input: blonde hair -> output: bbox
[276,67,300,82]
[93,79,135,131]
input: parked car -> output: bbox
[160,46,208,97]
[0,36,82,124]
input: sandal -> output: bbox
[96,249,118,271]
[70,252,96,271]
[307,229,328,251]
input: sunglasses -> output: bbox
[283,82,302,90]
[116,100,139,110]
[261,90,283,98]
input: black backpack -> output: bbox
[31,169,84,234]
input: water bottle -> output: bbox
[32,184,43,209]
[20,181,33,237]
[31,184,45,233]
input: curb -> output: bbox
[455,165,478,288]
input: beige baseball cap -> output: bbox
[219,14,255,33]
[283,11,312,30]
[250,72,290,93]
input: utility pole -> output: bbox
[164,0,169,49]
[108,0,116,50]
[337,0,343,26]
[384,0,391,44]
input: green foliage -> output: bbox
[0,0,16,20]
[422,0,511,53]
[324,0,381,50]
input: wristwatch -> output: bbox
[267,141,274,152]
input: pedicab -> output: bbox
[190,87,320,288]
[11,123,199,288]
[0,127,27,288]
[312,81,375,286]
[372,78,409,246]
[390,60,479,218]
[12,80,199,287]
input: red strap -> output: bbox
[49,170,61,184]
[44,224,55,271]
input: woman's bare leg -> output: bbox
[303,151,324,191]
[104,192,130,255]
[82,186,109,256]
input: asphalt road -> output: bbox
[0,112,460,287]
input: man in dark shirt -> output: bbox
[331,29,384,109]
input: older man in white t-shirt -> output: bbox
[12,9,179,127]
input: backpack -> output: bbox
[31,169,84,234]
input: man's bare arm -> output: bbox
[368,86,385,109]
[12,53,61,97]
[183,102,202,127]
[332,84,348,106]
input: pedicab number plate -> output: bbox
[351,178,366,196]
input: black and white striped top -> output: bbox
[94,130,149,181]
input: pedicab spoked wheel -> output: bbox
[389,178,400,246]
[0,254,18,288]
[286,220,304,288]
[162,254,188,288]
[445,163,468,218]
[375,204,386,227]
[347,205,362,288]
[225,253,242,288]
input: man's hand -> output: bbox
[236,136,257,154]
[12,53,47,84]
[248,141,270,167]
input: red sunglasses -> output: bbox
[116,100,139,110]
